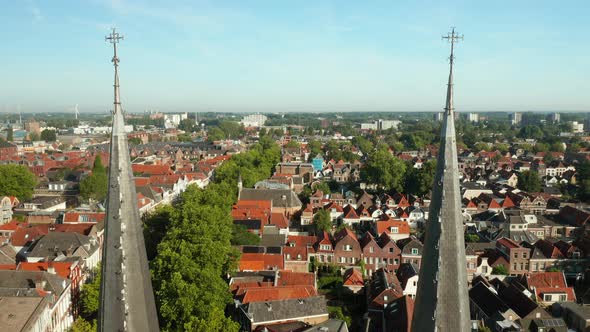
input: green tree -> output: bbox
[151,186,239,332]
[7,126,14,141]
[70,318,96,332]
[143,205,176,260]
[328,306,352,327]
[80,267,101,320]
[492,265,509,275]
[0,164,37,200]
[231,224,261,246]
[465,234,480,243]
[533,142,549,153]
[79,155,108,202]
[207,127,225,141]
[307,140,322,161]
[284,140,300,149]
[178,118,197,133]
[405,160,436,196]
[518,125,543,140]
[128,137,142,145]
[362,148,407,191]
[29,131,41,141]
[41,129,57,142]
[313,209,332,234]
[313,181,331,195]
[517,170,541,193]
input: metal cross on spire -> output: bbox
[106,28,124,114]
[442,27,463,65]
[106,28,124,65]
[442,27,463,116]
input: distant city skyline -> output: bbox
[2,0,589,113]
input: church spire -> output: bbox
[99,28,160,332]
[411,28,471,332]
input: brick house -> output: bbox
[398,238,423,268]
[333,228,361,268]
[496,238,530,275]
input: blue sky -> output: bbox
[2,0,589,113]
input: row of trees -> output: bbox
[146,136,281,331]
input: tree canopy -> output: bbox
[231,224,261,246]
[150,186,239,332]
[41,129,57,142]
[6,126,13,141]
[147,136,281,331]
[361,148,407,192]
[0,164,37,200]
[517,170,541,193]
[313,209,332,235]
[80,155,108,202]
[492,265,509,275]
[404,160,436,197]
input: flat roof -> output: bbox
[0,296,47,332]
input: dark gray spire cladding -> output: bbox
[98,28,160,332]
[411,28,471,332]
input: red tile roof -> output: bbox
[17,262,75,280]
[343,268,364,286]
[131,164,173,175]
[270,213,289,229]
[238,285,316,304]
[63,212,105,223]
[239,253,284,271]
[497,237,520,249]
[276,270,315,287]
[526,272,576,302]
[376,220,410,237]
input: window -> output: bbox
[297,254,302,260]
[390,226,399,234]
[369,247,374,253]
[389,248,394,253]
[559,295,567,301]
[394,259,399,265]
[522,252,527,259]
[343,245,352,251]
[286,254,291,260]
[340,257,345,263]
[369,257,373,264]
[413,281,417,287]
[513,253,518,258]
[411,248,419,255]
[533,263,538,271]
[482,266,488,273]
[349,257,354,264]
[544,294,552,302]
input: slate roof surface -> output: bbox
[245,296,327,324]
[240,189,302,208]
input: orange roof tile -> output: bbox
[17,262,75,280]
[376,220,410,236]
[239,285,316,304]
